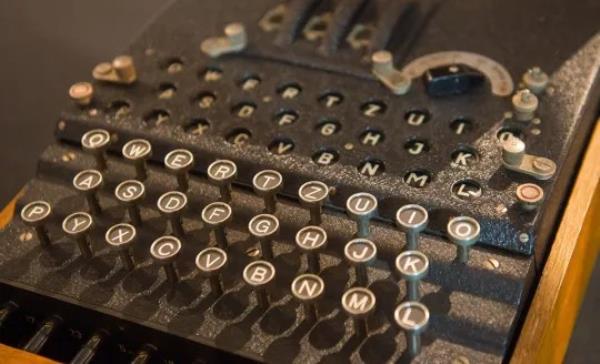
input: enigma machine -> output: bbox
[0,0,599,363]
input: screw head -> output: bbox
[114,180,145,204]
[122,139,152,161]
[243,260,276,288]
[73,170,103,192]
[341,287,376,318]
[248,214,279,239]
[395,250,429,281]
[207,159,238,185]
[395,204,428,233]
[298,181,329,206]
[291,274,325,303]
[447,216,480,247]
[201,202,232,227]
[157,191,187,215]
[252,170,283,196]
[344,238,377,265]
[345,192,378,220]
[81,129,111,152]
[394,301,430,333]
[295,226,328,252]
[164,149,194,172]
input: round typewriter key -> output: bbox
[73,169,104,215]
[201,202,233,248]
[243,260,276,308]
[447,216,481,263]
[164,149,194,192]
[516,183,544,211]
[341,287,376,338]
[394,301,430,357]
[20,201,52,247]
[298,181,329,225]
[295,226,328,273]
[252,170,283,214]
[395,204,428,250]
[62,212,94,258]
[122,139,152,181]
[195,247,228,296]
[207,159,238,202]
[291,273,325,322]
[344,238,377,286]
[114,180,145,226]
[248,214,279,259]
[395,251,429,301]
[81,129,111,170]
[157,191,188,237]
[150,236,182,285]
[105,223,137,271]
[346,192,378,238]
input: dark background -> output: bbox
[0,1,597,362]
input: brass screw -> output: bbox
[485,258,500,270]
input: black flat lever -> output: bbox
[423,64,485,97]
[275,0,321,46]
[320,0,368,55]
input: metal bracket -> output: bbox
[201,23,247,58]
[92,55,137,85]
[502,137,556,180]
[371,50,411,95]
